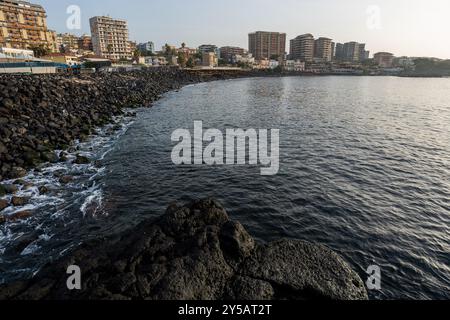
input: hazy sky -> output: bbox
[37,0,450,59]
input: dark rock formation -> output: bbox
[73,155,90,165]
[0,199,368,300]
[0,198,8,211]
[0,184,17,195]
[0,68,251,180]
[11,196,29,207]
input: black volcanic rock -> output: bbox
[0,68,254,180]
[0,199,368,301]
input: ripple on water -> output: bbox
[1,77,450,300]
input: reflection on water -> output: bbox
[1,76,449,300]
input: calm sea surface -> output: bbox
[1,76,449,299]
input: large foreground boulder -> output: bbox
[0,199,368,300]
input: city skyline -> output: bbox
[36,0,450,59]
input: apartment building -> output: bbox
[78,34,93,52]
[198,44,218,54]
[0,0,56,51]
[342,42,360,62]
[137,41,154,54]
[57,33,79,51]
[249,31,286,61]
[290,34,314,62]
[89,16,131,60]
[41,52,79,66]
[314,37,333,62]
[202,51,218,67]
[374,52,395,68]
[219,46,245,62]
[358,43,370,62]
[335,43,344,60]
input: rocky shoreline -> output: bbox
[0,198,368,300]
[0,68,252,221]
[0,68,251,181]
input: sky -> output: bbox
[36,0,450,59]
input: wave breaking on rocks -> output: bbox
[0,198,368,300]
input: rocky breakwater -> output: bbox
[0,199,368,300]
[0,68,250,220]
[0,68,213,182]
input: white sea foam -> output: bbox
[1,111,137,282]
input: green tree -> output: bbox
[270,54,280,61]
[177,52,187,67]
[133,48,141,62]
[30,44,50,58]
[186,57,195,68]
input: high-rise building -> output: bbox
[0,0,56,51]
[89,16,131,60]
[358,43,369,62]
[331,42,336,60]
[219,46,245,62]
[129,41,137,53]
[57,33,79,52]
[314,37,333,62]
[290,34,315,62]
[47,30,58,53]
[334,43,344,60]
[248,31,286,61]
[137,41,155,54]
[374,52,395,68]
[342,42,360,62]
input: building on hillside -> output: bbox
[249,31,286,61]
[89,16,131,60]
[0,0,56,51]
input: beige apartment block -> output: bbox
[249,31,286,61]
[314,37,333,62]
[90,16,132,61]
[290,34,315,62]
[0,0,55,51]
